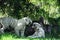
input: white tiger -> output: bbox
[28,22,45,38]
[0,17,32,37]
[15,17,32,37]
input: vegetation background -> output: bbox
[0,0,60,40]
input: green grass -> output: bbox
[0,33,60,40]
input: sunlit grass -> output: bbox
[0,33,16,40]
[0,33,60,40]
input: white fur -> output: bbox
[0,17,32,37]
[28,22,45,38]
[14,17,32,37]
[0,17,18,34]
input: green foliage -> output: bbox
[0,0,60,19]
[0,0,39,20]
